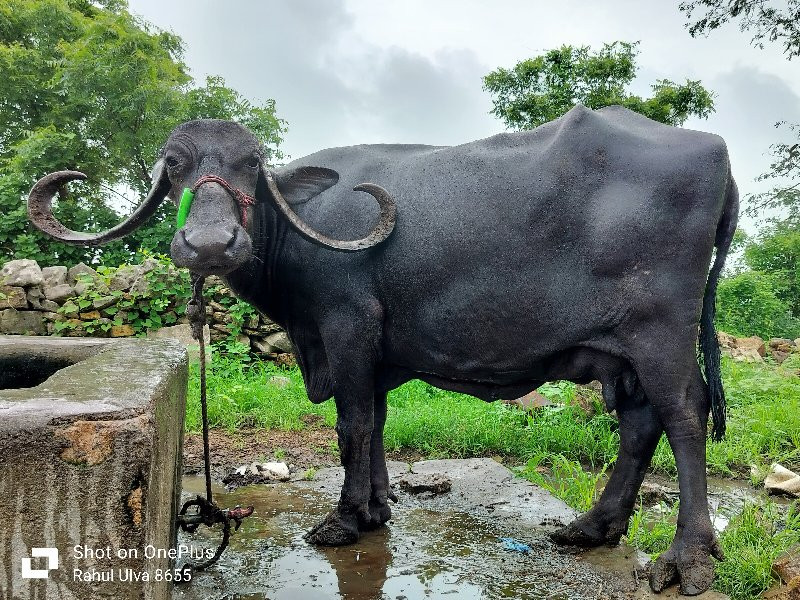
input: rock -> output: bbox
[67,262,98,285]
[717,331,736,349]
[0,309,46,335]
[275,353,296,368]
[60,301,79,318]
[25,286,44,310]
[44,283,75,303]
[773,351,791,365]
[41,265,67,287]
[398,472,452,495]
[109,264,138,291]
[226,462,291,487]
[93,295,117,311]
[762,579,800,600]
[79,311,101,321]
[1,259,43,287]
[252,338,274,354]
[209,301,227,312]
[137,257,161,275]
[110,324,135,337]
[259,462,291,481]
[75,279,107,296]
[246,314,260,329]
[573,386,600,417]
[503,390,553,411]
[770,338,795,352]
[720,334,766,362]
[0,286,27,309]
[147,324,211,363]
[768,339,795,364]
[61,319,86,337]
[638,481,677,506]
[269,376,291,389]
[39,300,59,312]
[773,547,800,583]
[129,274,150,296]
[265,331,293,354]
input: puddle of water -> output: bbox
[174,476,640,600]
[634,474,776,533]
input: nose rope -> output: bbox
[190,175,255,227]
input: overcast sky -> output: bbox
[127,0,800,232]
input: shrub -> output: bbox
[716,270,800,339]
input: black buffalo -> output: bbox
[29,104,738,595]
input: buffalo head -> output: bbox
[28,120,396,276]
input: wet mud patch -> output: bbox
[173,459,722,599]
[183,427,340,480]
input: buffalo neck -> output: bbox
[223,200,294,328]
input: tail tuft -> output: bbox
[700,171,738,441]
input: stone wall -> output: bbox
[0,259,294,362]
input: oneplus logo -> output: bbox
[21,548,59,579]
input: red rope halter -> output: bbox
[191,175,255,227]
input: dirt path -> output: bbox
[183,425,426,480]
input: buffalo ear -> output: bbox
[267,165,340,204]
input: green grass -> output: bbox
[715,501,800,599]
[625,499,800,600]
[517,453,611,511]
[188,355,800,477]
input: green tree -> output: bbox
[742,217,800,316]
[716,218,800,339]
[680,0,800,60]
[679,1,800,220]
[716,271,800,339]
[482,41,715,130]
[0,0,286,266]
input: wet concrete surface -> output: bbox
[173,459,729,599]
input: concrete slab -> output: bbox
[0,335,188,600]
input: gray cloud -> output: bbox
[128,0,800,231]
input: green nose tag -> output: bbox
[176,187,194,228]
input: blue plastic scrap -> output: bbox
[500,537,532,553]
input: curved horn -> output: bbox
[28,160,170,246]
[263,169,396,252]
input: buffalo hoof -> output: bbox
[550,511,626,547]
[649,536,724,595]
[304,509,360,546]
[361,493,394,531]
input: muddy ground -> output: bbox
[182,425,426,481]
[175,448,731,599]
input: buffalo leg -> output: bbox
[305,317,380,546]
[362,391,396,530]
[639,360,723,596]
[551,393,662,546]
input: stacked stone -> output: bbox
[0,259,295,363]
[0,259,162,337]
[717,331,800,365]
[204,275,295,363]
[0,259,59,335]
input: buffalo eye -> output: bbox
[244,154,259,169]
[165,156,181,169]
